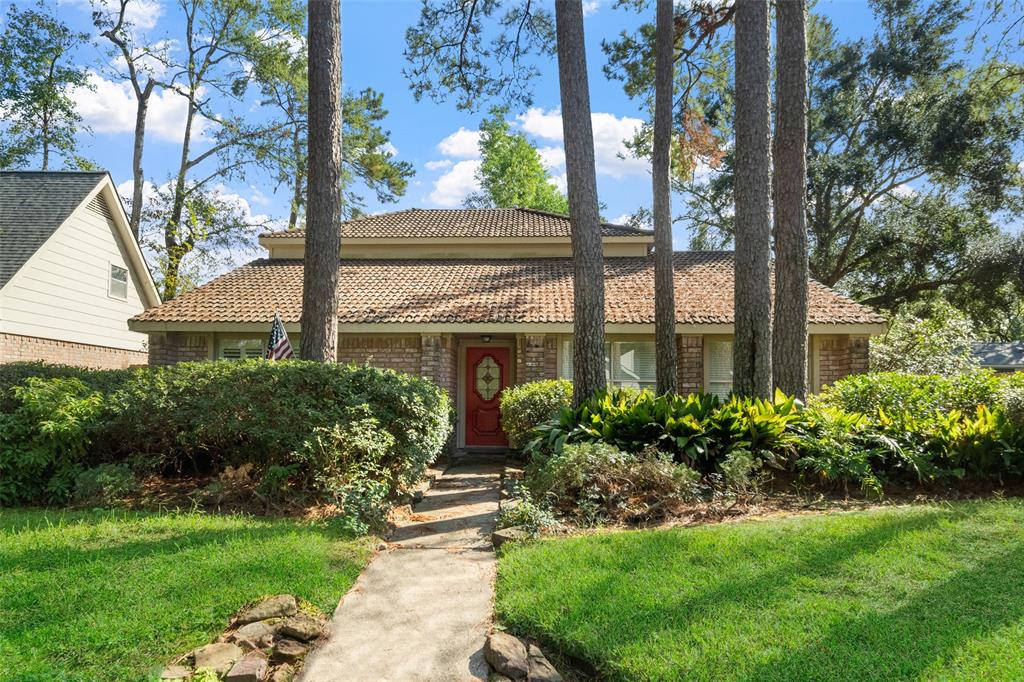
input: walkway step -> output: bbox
[299,464,503,682]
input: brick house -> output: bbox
[129,208,884,450]
[1,172,160,368]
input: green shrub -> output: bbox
[528,389,801,471]
[73,463,137,505]
[496,483,557,534]
[1000,375,1024,431]
[818,371,1002,416]
[869,302,978,376]
[0,361,452,511]
[500,379,572,450]
[530,442,701,525]
[0,378,105,504]
[0,362,130,413]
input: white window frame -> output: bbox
[108,262,129,300]
[704,337,734,398]
[218,338,265,360]
[559,338,657,390]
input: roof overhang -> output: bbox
[257,234,654,250]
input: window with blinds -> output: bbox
[219,339,264,360]
[706,339,734,398]
[560,339,656,389]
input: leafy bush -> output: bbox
[1000,374,1024,431]
[500,379,572,450]
[530,442,701,525]
[0,378,105,504]
[528,389,801,471]
[496,483,558,534]
[0,362,130,413]
[0,361,452,510]
[73,463,137,505]
[818,371,1003,416]
[869,302,978,376]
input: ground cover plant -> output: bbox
[0,509,374,682]
[496,500,1024,681]
[0,361,453,530]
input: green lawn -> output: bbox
[496,500,1024,681]
[0,509,374,682]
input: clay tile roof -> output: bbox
[259,207,652,240]
[132,253,885,326]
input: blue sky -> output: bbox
[14,0,1016,274]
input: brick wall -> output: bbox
[337,335,422,375]
[148,332,211,365]
[516,334,558,384]
[818,335,870,388]
[420,333,457,403]
[1,332,148,369]
[677,334,703,394]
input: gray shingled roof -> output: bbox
[259,207,654,240]
[972,342,1024,368]
[0,171,109,289]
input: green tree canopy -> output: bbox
[0,2,91,170]
[465,109,568,213]
[604,0,1024,331]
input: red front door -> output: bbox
[465,347,510,447]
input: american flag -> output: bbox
[266,312,294,360]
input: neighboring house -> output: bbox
[972,342,1024,373]
[129,208,885,450]
[0,171,160,368]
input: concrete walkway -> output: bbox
[300,463,503,682]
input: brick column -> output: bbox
[420,333,457,402]
[516,334,557,384]
[148,332,210,365]
[818,336,857,388]
[677,334,703,394]
[850,336,869,375]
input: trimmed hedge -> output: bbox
[0,361,453,507]
[500,379,573,450]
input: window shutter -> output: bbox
[707,340,734,398]
[560,339,574,380]
[220,339,264,360]
[222,347,243,360]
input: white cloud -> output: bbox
[429,159,481,207]
[516,107,648,179]
[436,127,482,158]
[611,213,633,225]
[892,183,918,197]
[72,72,196,142]
[537,145,565,170]
[425,159,453,171]
[582,0,600,15]
[382,142,399,157]
[548,172,567,194]
[68,0,163,31]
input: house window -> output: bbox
[559,339,656,390]
[706,339,733,398]
[109,263,128,299]
[219,338,264,360]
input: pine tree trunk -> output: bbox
[732,0,773,398]
[129,80,155,239]
[772,0,809,400]
[555,0,606,406]
[653,0,677,395]
[300,0,342,362]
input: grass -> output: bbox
[496,500,1024,681]
[0,509,375,682]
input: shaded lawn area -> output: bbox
[0,509,375,682]
[496,500,1024,682]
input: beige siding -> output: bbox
[0,198,149,351]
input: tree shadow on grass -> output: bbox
[506,507,967,680]
[740,540,1024,682]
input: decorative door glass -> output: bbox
[475,355,500,401]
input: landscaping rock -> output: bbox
[225,652,269,682]
[272,638,309,663]
[232,620,277,642]
[278,613,322,642]
[491,526,531,550]
[484,632,529,679]
[160,664,191,680]
[525,643,562,682]
[192,642,243,676]
[269,663,295,682]
[237,595,297,624]
[488,673,514,682]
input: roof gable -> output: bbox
[0,171,109,289]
